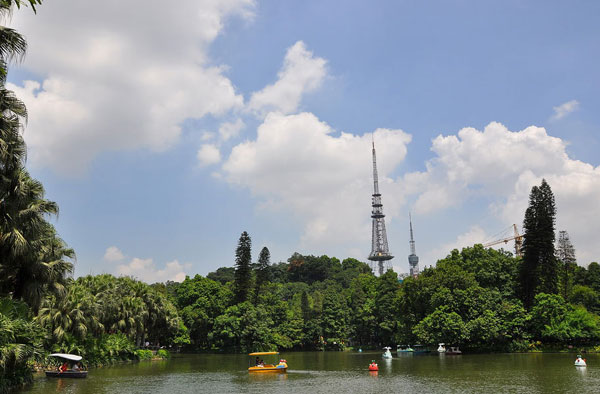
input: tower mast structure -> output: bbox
[368,141,393,275]
[408,213,420,277]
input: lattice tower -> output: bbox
[368,141,393,275]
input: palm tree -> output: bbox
[0,170,74,310]
[0,297,43,389]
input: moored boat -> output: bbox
[248,351,288,373]
[412,344,430,354]
[445,346,462,355]
[437,343,446,353]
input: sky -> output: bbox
[4,0,600,282]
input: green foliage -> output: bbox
[233,231,252,304]
[207,267,235,284]
[287,253,342,284]
[0,298,44,393]
[1,1,42,13]
[136,349,153,361]
[156,349,170,359]
[254,247,271,304]
[520,179,558,308]
[413,307,467,345]
[35,274,185,361]
[212,301,275,352]
[175,274,230,349]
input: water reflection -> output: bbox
[382,358,392,373]
[248,372,288,382]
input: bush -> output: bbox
[156,349,170,359]
[135,349,153,361]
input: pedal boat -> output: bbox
[382,347,393,359]
[575,355,587,367]
[248,351,288,373]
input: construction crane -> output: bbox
[482,224,523,257]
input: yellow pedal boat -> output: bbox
[248,351,287,373]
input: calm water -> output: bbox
[19,351,600,393]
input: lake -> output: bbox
[19,351,600,393]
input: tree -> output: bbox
[233,231,252,304]
[520,179,558,308]
[585,262,600,293]
[253,247,270,304]
[206,267,235,284]
[175,275,230,349]
[321,286,349,349]
[374,270,399,345]
[413,306,468,345]
[556,230,576,300]
[0,0,73,312]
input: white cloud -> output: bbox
[9,0,254,175]
[222,112,411,253]
[551,99,579,120]
[201,131,217,142]
[116,258,190,283]
[103,246,125,262]
[403,122,600,264]
[248,41,327,116]
[219,119,245,141]
[424,226,489,266]
[197,144,222,167]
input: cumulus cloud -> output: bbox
[197,144,222,167]
[247,41,327,116]
[116,258,190,283]
[219,119,245,141]
[222,112,411,253]
[404,122,600,264]
[551,99,580,120]
[8,0,254,175]
[424,226,489,266]
[103,246,125,262]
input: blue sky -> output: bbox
[6,0,600,282]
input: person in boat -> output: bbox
[259,359,265,366]
[59,362,68,373]
[255,356,260,366]
[72,362,80,371]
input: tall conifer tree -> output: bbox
[520,179,557,308]
[233,231,252,304]
[556,230,576,299]
[253,246,270,304]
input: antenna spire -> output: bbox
[408,213,420,277]
[368,141,393,275]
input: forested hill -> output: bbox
[157,244,600,353]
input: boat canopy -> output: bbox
[49,353,82,361]
[248,352,279,356]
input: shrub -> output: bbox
[135,349,153,361]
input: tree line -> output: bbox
[168,201,600,353]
